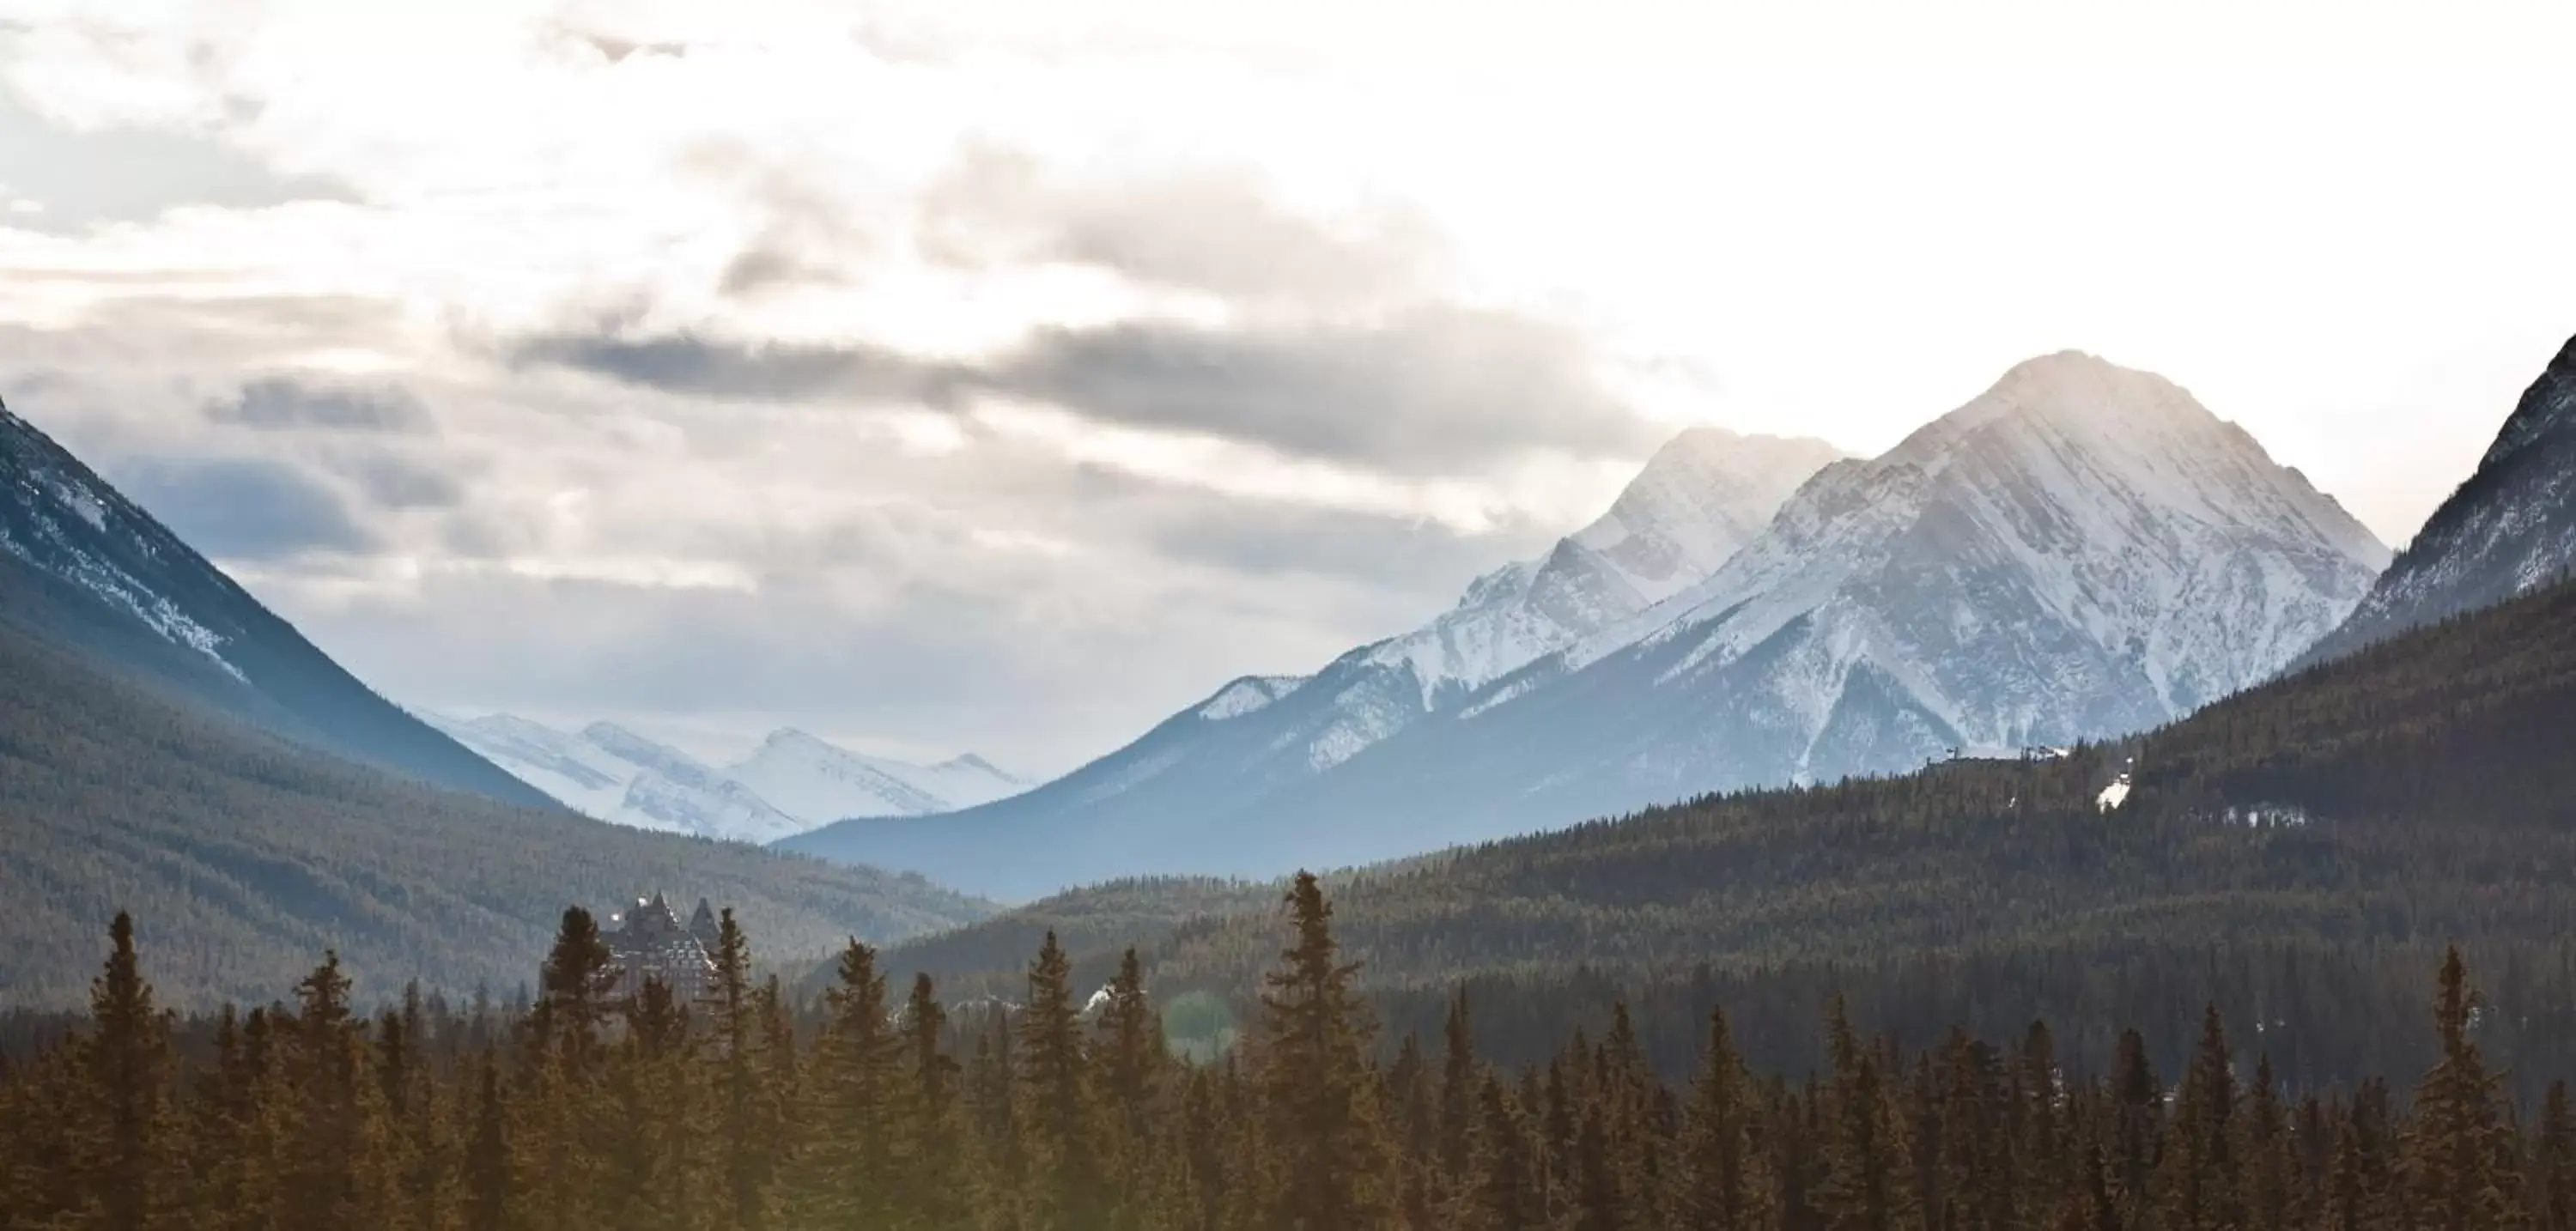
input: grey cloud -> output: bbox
[989,309,1661,470]
[921,144,1442,306]
[513,306,1661,472]
[205,375,435,434]
[108,454,375,561]
[341,451,463,509]
[510,333,955,404]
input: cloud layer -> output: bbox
[3,0,2572,773]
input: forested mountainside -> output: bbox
[0,397,552,807]
[887,576,2576,1078]
[0,611,995,1009]
[9,875,2568,1231]
[2298,330,2576,668]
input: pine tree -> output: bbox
[967,1010,1030,1231]
[1020,931,1105,1230]
[1388,1031,1440,1231]
[1255,872,1392,1231]
[1679,1005,1771,1231]
[898,973,967,1230]
[798,939,900,1228]
[1814,996,1922,1231]
[532,907,619,1076]
[463,1057,508,1231]
[280,951,374,1231]
[605,977,699,1231]
[1440,989,1480,1205]
[1570,1102,1625,1231]
[702,907,771,1231]
[2532,1082,2574,1231]
[1472,1073,1545,1231]
[2243,1054,2291,1231]
[76,912,171,1231]
[2158,1005,2242,1231]
[2402,949,2519,1231]
[2326,1082,2398,1231]
[2111,1028,2165,1223]
[1097,947,1165,1185]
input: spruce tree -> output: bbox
[1387,1033,1439,1231]
[78,912,170,1231]
[1255,872,1392,1231]
[702,907,771,1231]
[1097,947,1165,1184]
[2532,1082,2574,1231]
[798,939,900,1228]
[463,1057,508,1231]
[1020,931,1105,1230]
[1815,997,1923,1231]
[1440,989,1479,1202]
[1679,1005,1771,1231]
[2158,1005,2242,1231]
[1473,1073,1545,1231]
[2402,949,2518,1231]
[2244,1054,2291,1231]
[899,973,966,1230]
[2111,1028,2165,1222]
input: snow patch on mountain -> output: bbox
[2,415,245,681]
[1199,676,1307,721]
[728,728,1029,819]
[1360,430,1851,712]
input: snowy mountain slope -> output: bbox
[428,713,1024,843]
[776,428,1847,898]
[1226,350,2394,857]
[0,394,554,808]
[787,354,2390,899]
[726,728,1030,820]
[2294,331,2576,668]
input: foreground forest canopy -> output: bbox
[9,877,2572,1231]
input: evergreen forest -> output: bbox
[6,874,2570,1231]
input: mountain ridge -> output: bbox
[430,712,1029,842]
[0,395,555,808]
[2294,331,2576,667]
[785,354,2389,900]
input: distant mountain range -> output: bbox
[0,393,994,1005]
[2295,332,2576,666]
[424,714,1030,844]
[784,352,2393,900]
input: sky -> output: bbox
[1,0,2571,775]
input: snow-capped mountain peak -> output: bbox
[426,715,1030,843]
[1506,349,2393,786]
[1362,426,1851,707]
[778,423,1850,893]
[726,727,1029,820]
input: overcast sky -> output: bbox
[2,0,2571,774]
